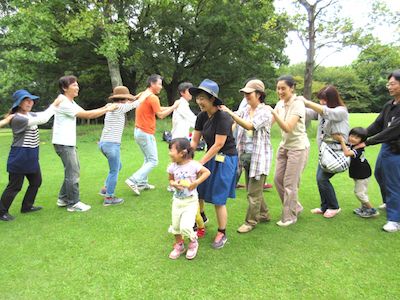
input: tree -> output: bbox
[126,0,290,104]
[291,0,364,99]
[352,43,400,112]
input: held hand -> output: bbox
[105,103,119,112]
[52,95,67,107]
[5,114,15,122]
[331,133,344,142]
[172,99,181,109]
[218,105,230,113]
[141,90,153,99]
[265,105,274,113]
[354,142,366,149]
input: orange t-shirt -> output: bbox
[135,94,161,134]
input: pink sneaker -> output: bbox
[186,239,199,260]
[323,208,341,218]
[169,242,185,259]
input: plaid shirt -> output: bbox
[236,103,273,179]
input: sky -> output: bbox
[274,0,400,66]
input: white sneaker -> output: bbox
[67,201,91,212]
[57,199,68,207]
[383,221,400,233]
[276,219,296,227]
[379,203,386,210]
[138,183,155,190]
[125,179,140,195]
[167,186,175,192]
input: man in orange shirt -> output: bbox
[125,74,180,195]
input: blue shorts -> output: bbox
[198,155,237,205]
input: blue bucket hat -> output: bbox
[189,79,223,106]
[11,89,39,111]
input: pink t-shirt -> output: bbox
[167,160,202,198]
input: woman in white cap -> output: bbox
[267,75,310,227]
[0,90,61,221]
[190,79,238,249]
[220,79,273,233]
[98,86,152,206]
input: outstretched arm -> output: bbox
[0,114,14,128]
[332,134,354,157]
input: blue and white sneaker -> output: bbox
[67,201,91,212]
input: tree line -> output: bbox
[0,0,399,115]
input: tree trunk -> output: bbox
[164,72,180,105]
[299,0,316,100]
[107,57,123,88]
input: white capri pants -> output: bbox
[168,195,199,241]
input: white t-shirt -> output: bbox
[167,160,202,198]
[171,97,196,139]
[52,95,84,146]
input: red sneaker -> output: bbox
[197,228,206,238]
[263,183,273,190]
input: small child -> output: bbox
[99,86,152,206]
[167,138,210,260]
[334,127,379,218]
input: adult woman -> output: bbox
[304,85,349,218]
[359,70,400,232]
[190,79,238,249]
[268,75,309,226]
[220,79,273,233]
[0,90,61,221]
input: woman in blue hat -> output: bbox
[190,79,238,249]
[0,90,61,221]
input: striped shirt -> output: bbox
[236,103,273,179]
[100,102,140,143]
[7,106,55,173]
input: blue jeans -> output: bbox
[54,144,80,205]
[316,164,339,211]
[99,142,121,197]
[375,143,400,222]
[129,128,158,186]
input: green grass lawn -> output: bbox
[1,113,399,299]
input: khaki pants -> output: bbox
[169,195,199,241]
[354,178,369,204]
[274,147,309,222]
[240,153,269,226]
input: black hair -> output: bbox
[276,75,296,88]
[146,74,163,88]
[388,70,400,81]
[178,82,193,93]
[349,127,368,142]
[59,75,78,94]
[169,138,194,159]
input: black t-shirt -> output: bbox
[349,146,371,179]
[195,110,237,156]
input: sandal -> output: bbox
[323,208,341,218]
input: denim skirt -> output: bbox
[198,155,238,205]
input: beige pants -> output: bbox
[245,174,270,226]
[169,195,199,241]
[354,178,370,204]
[274,147,309,222]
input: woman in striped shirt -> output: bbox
[0,89,61,221]
[98,86,152,206]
